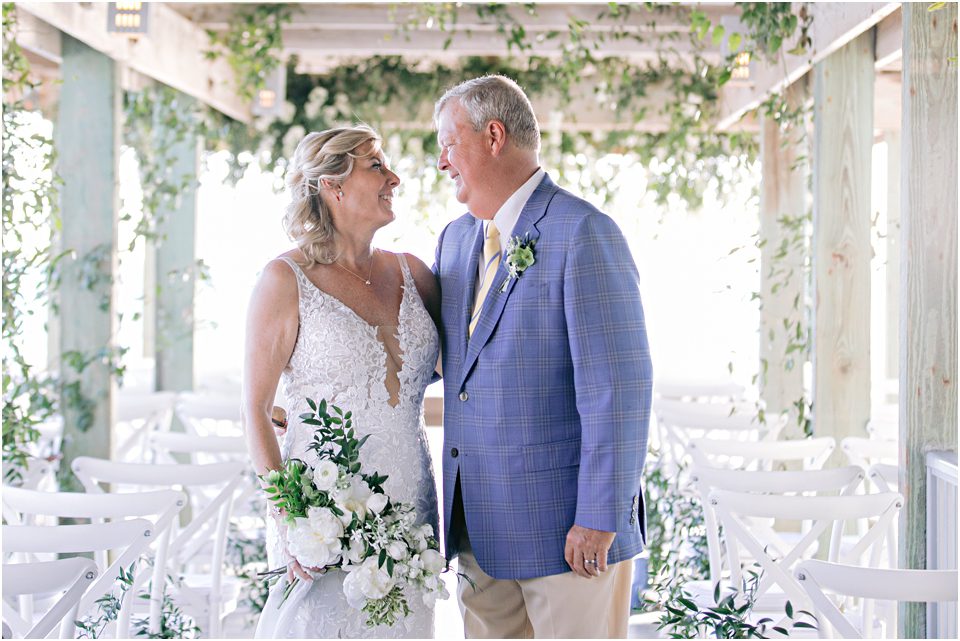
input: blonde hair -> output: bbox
[283,125,383,265]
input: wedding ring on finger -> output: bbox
[584,559,598,566]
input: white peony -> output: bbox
[420,548,445,575]
[366,492,388,515]
[342,556,396,609]
[285,507,344,569]
[387,541,408,561]
[333,475,372,525]
[312,459,339,492]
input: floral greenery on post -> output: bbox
[1,2,62,483]
[204,3,293,102]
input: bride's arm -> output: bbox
[405,253,443,378]
[242,259,299,479]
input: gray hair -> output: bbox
[434,75,541,151]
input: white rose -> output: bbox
[420,548,445,575]
[365,492,388,515]
[285,508,344,569]
[333,475,373,525]
[387,541,408,561]
[312,460,339,493]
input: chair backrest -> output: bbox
[689,465,865,594]
[1,556,98,639]
[146,431,248,465]
[655,379,746,401]
[867,463,899,493]
[841,436,898,469]
[795,560,958,638]
[655,398,781,472]
[113,391,177,462]
[689,436,836,471]
[710,489,903,616]
[175,392,242,436]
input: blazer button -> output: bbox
[459,391,468,401]
[450,448,459,458]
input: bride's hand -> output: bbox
[287,558,315,583]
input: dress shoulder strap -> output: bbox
[395,252,414,285]
[276,255,308,297]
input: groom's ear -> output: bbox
[485,119,508,157]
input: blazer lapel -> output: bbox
[459,175,558,388]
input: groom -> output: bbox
[432,75,653,638]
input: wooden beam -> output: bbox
[16,2,250,122]
[759,80,808,433]
[811,31,874,462]
[717,2,899,131]
[56,34,119,490]
[883,130,900,387]
[285,28,723,66]
[876,6,903,70]
[177,2,738,33]
[899,3,958,637]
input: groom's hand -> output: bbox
[565,524,616,578]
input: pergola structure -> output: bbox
[9,3,957,636]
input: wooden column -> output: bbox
[884,130,900,389]
[153,96,200,392]
[811,30,874,460]
[900,4,958,637]
[759,81,809,435]
[55,34,120,488]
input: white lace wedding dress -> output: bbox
[255,254,440,639]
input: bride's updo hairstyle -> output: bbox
[283,124,383,265]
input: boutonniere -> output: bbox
[499,234,537,292]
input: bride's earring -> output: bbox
[337,190,343,202]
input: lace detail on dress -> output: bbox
[257,254,440,639]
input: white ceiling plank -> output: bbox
[17,2,251,122]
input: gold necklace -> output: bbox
[335,251,376,286]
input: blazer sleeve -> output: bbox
[564,211,653,533]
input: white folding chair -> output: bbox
[687,465,865,609]
[711,489,903,628]
[175,393,243,437]
[840,437,897,470]
[113,391,177,462]
[655,379,747,401]
[72,457,246,637]
[655,398,782,473]
[689,437,836,472]
[2,487,185,637]
[1,556,98,639]
[796,560,958,638]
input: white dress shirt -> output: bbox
[474,168,545,299]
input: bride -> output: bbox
[242,125,441,638]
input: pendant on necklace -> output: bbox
[364,280,371,286]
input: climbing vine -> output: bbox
[2,2,62,483]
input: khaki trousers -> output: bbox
[456,534,633,639]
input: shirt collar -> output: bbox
[491,167,545,254]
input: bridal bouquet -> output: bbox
[260,398,449,627]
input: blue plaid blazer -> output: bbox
[433,174,653,580]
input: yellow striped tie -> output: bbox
[469,221,501,337]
